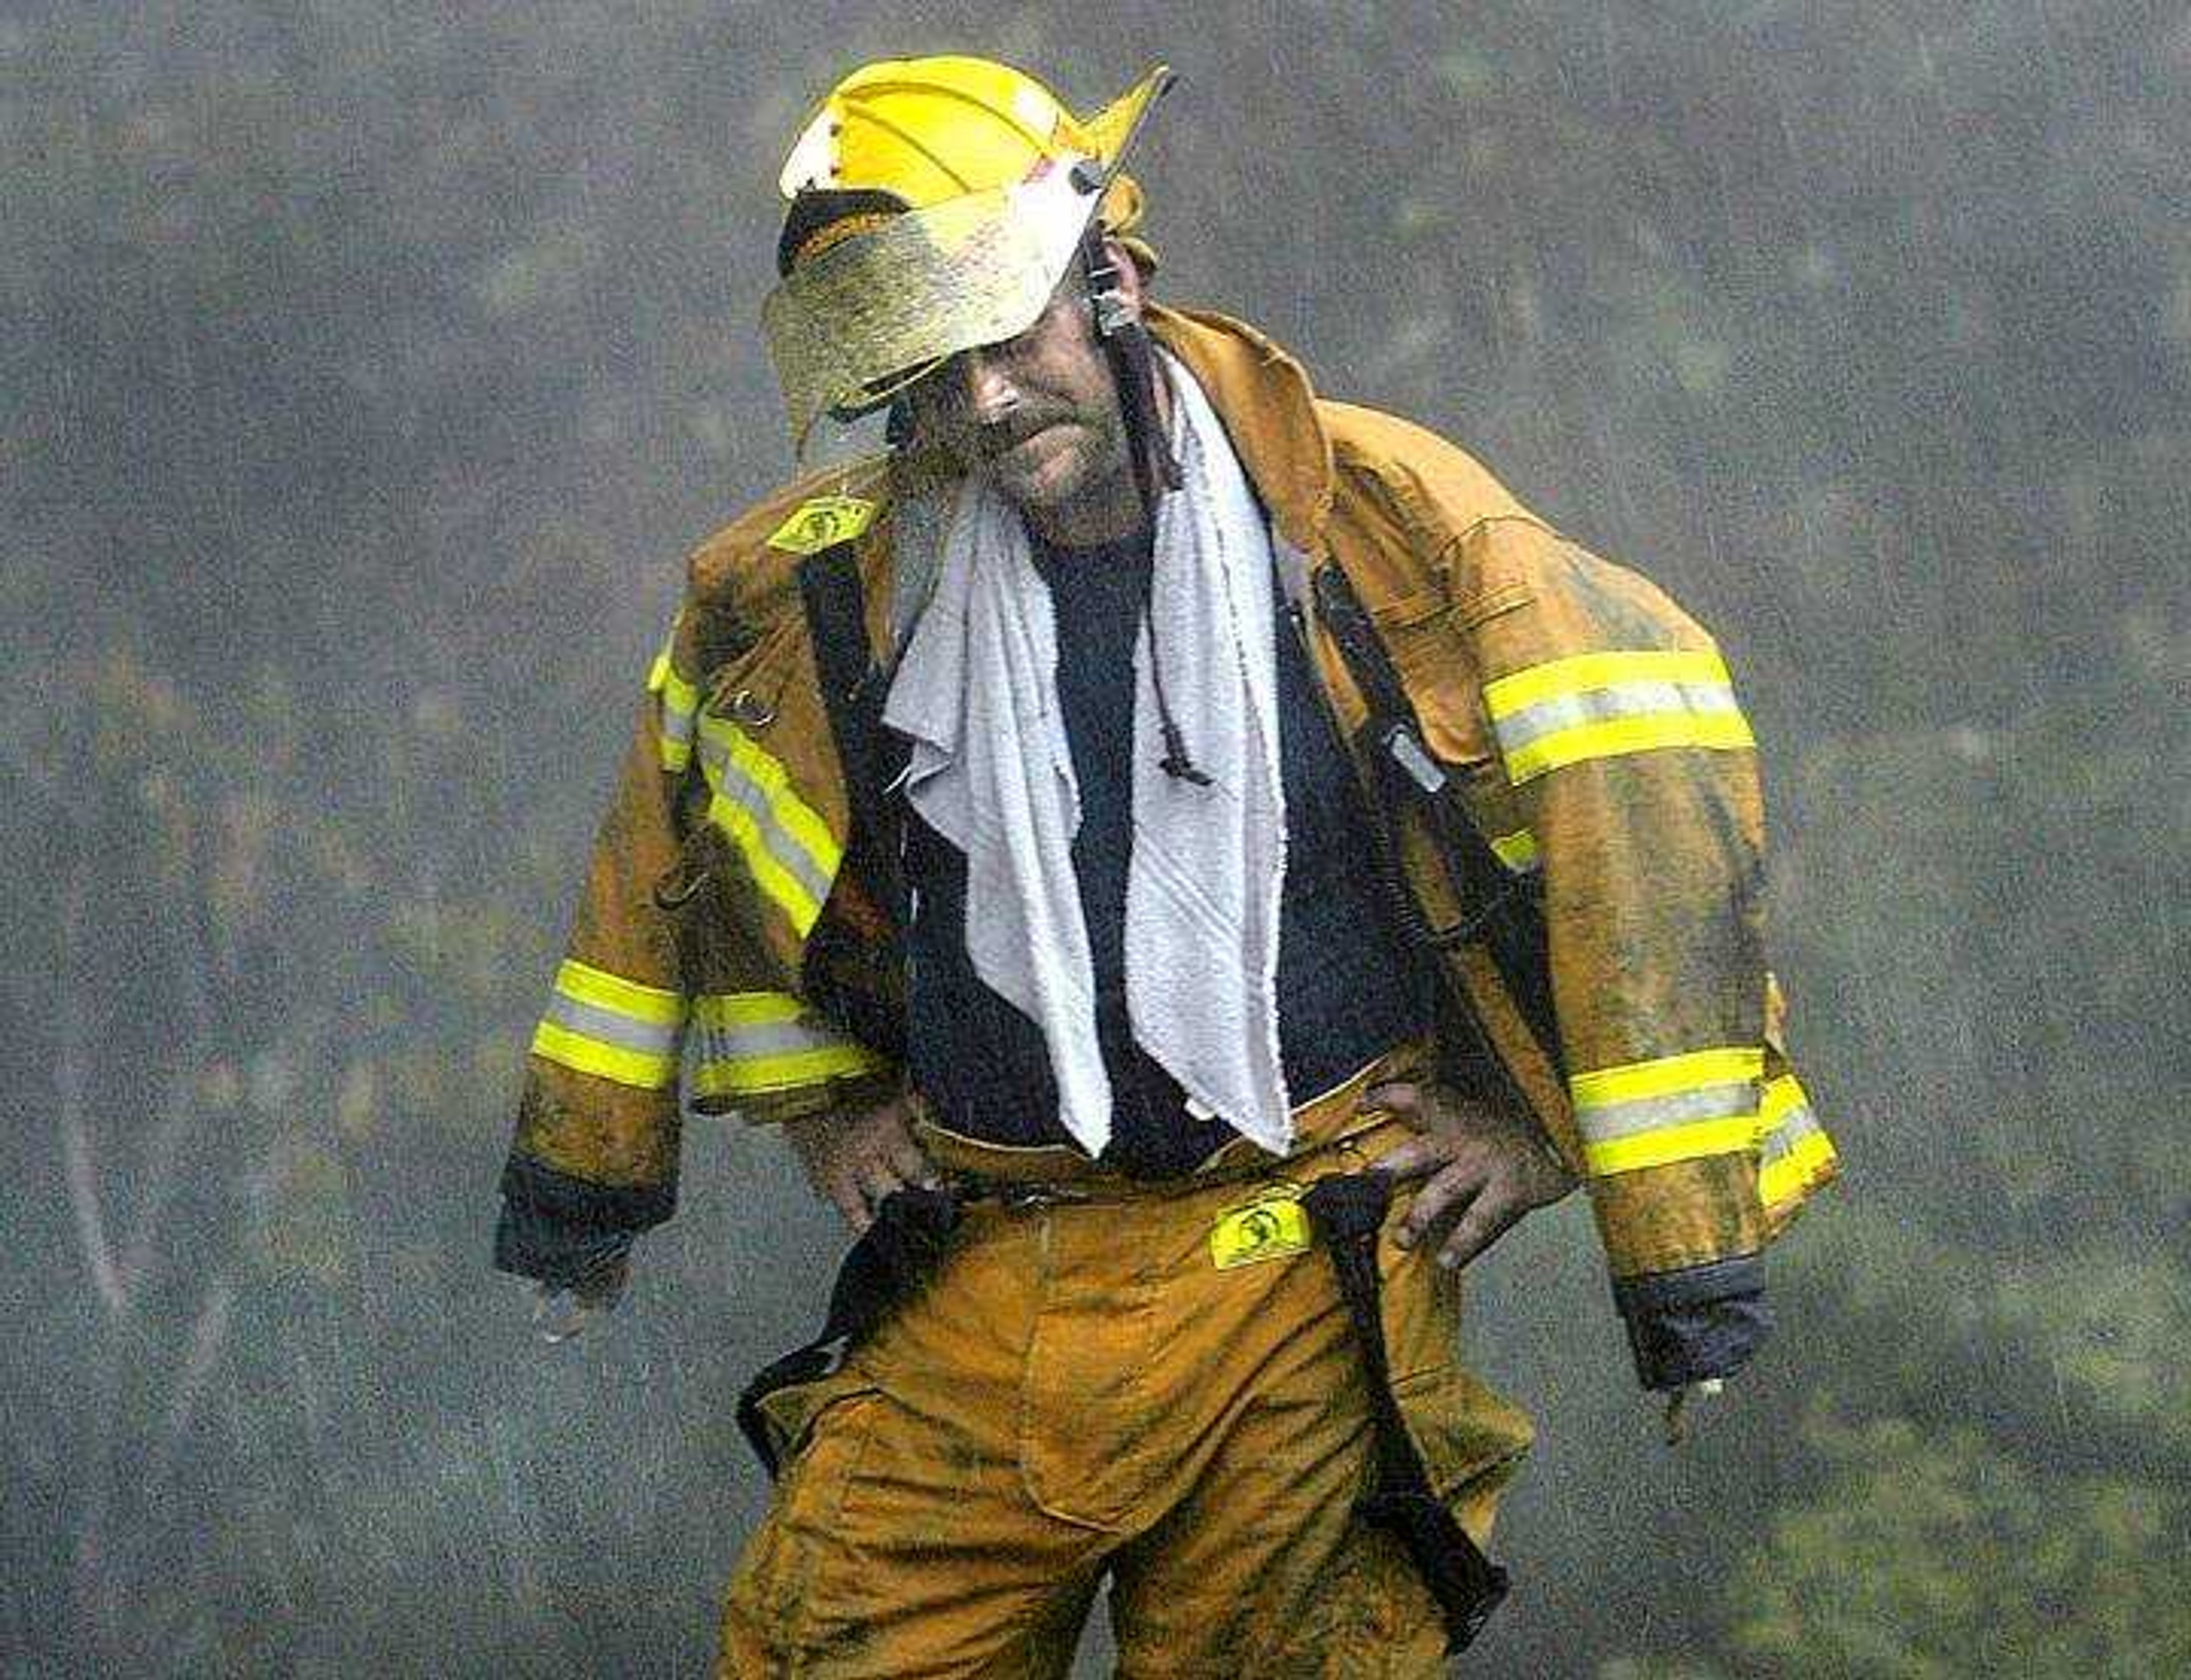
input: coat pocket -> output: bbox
[699,611,803,730]
[1364,596,1496,772]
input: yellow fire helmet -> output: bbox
[762,56,1173,450]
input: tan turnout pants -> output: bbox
[719,1048,1534,1677]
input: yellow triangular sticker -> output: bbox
[766,495,877,555]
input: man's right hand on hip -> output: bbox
[782,1091,941,1233]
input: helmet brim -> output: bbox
[762,65,1174,453]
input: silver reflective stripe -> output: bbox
[1762,1096,1824,1161]
[1576,1080,1758,1144]
[661,699,696,754]
[693,1015,848,1062]
[542,994,682,1057]
[698,732,836,910]
[1495,680,1744,755]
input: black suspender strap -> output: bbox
[1310,564,1518,936]
[1308,562,1562,1073]
[735,550,955,1479]
[795,543,911,1059]
[1301,1172,1510,1651]
[798,544,897,833]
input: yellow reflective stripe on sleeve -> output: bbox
[1758,1072,1840,1208]
[1490,827,1540,873]
[649,635,701,774]
[530,959,686,1091]
[1570,1045,1764,1176]
[692,992,812,1028]
[1571,1045,1764,1109]
[1485,649,1733,717]
[689,990,888,1097]
[531,1020,680,1089]
[645,611,685,696]
[694,714,842,936]
[1757,1069,1807,1132]
[1760,1126,1838,1209]
[1584,1116,1760,1176]
[551,959,684,1025]
[1483,649,1754,785]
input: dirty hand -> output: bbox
[1365,1081,1576,1271]
[782,1091,940,1234]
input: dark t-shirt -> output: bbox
[900,524,1426,1177]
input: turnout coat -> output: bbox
[497,306,1836,1381]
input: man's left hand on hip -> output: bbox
[1364,1081,1578,1271]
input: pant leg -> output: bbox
[721,1092,1531,1677]
[1105,1216,1533,1677]
[717,1206,1112,1679]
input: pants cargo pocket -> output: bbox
[721,1376,888,1674]
[749,1365,883,1480]
[1390,1363,1535,1546]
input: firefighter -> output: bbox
[495,54,1837,1674]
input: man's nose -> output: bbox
[957,346,1021,426]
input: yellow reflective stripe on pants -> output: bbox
[1483,649,1754,784]
[531,959,685,1090]
[689,991,887,1098]
[1758,1072,1838,1208]
[1570,1045,1764,1176]
[695,714,841,936]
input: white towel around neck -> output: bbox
[882,356,1293,1157]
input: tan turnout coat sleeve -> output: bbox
[498,469,904,1269]
[1312,394,1834,1281]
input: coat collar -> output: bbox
[1147,306,1335,553]
[864,306,1336,643]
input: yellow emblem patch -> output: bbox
[1210,1185,1313,1271]
[766,495,877,555]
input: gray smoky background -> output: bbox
[6,3,2186,1675]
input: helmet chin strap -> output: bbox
[1081,232,1182,522]
[1078,231,1208,786]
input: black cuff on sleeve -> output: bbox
[492,1155,675,1288]
[1611,1252,1772,1391]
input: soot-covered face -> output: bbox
[906,243,1147,544]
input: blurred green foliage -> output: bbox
[1727,1416,2191,1677]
